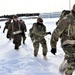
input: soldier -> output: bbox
[3,19,12,40]
[19,19,27,44]
[50,4,75,75]
[12,15,22,49]
[29,17,51,58]
[56,10,71,74]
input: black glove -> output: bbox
[46,32,51,35]
[51,48,56,55]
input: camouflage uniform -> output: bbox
[56,10,70,26]
[12,15,22,49]
[56,10,71,74]
[19,19,27,44]
[3,19,12,40]
[29,17,47,57]
[50,9,75,75]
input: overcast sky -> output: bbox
[0,0,75,15]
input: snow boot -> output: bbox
[14,45,19,50]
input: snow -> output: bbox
[0,18,75,75]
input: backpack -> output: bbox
[56,10,70,25]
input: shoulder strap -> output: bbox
[68,24,71,37]
[67,15,73,38]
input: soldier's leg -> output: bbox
[15,41,21,50]
[18,35,21,47]
[59,59,68,74]
[9,31,13,40]
[65,62,75,75]
[33,42,39,57]
[14,34,21,50]
[23,34,26,44]
[40,39,47,56]
[15,44,19,49]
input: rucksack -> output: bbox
[56,10,70,25]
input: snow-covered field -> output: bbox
[0,18,74,75]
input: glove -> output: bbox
[51,48,56,55]
[46,32,51,35]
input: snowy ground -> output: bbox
[0,18,74,75]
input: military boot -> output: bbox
[23,41,25,44]
[14,45,19,50]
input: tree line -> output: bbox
[0,13,39,21]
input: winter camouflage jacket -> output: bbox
[50,11,75,48]
[29,22,47,42]
[12,20,22,35]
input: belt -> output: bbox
[13,30,22,35]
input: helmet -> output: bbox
[72,4,75,11]
[37,17,43,22]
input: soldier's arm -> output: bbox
[3,25,6,33]
[3,22,9,33]
[50,19,68,48]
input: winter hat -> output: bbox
[37,17,43,22]
[13,15,18,19]
[72,4,75,11]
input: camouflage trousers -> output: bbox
[65,61,75,75]
[33,38,47,56]
[13,34,21,49]
[61,45,75,75]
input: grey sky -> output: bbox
[0,0,74,15]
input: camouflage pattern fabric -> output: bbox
[50,11,75,75]
[30,22,47,56]
[56,10,70,26]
